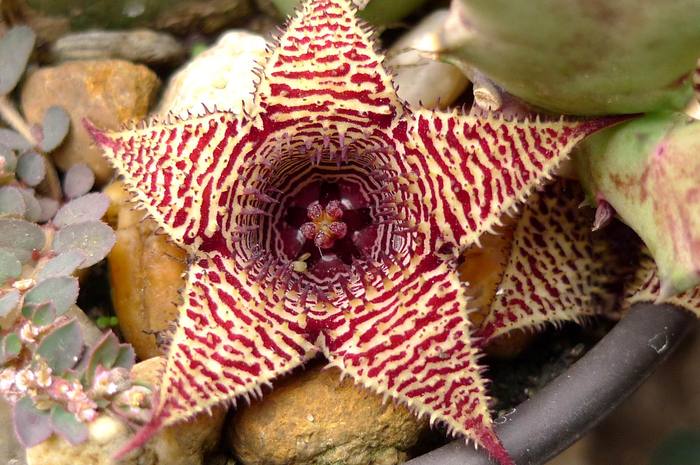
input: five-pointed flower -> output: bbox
[86,1,615,463]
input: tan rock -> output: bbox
[20,60,161,185]
[387,10,469,109]
[105,182,186,360]
[228,364,427,465]
[26,357,225,465]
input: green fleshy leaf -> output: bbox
[84,331,120,386]
[0,129,31,152]
[17,187,41,222]
[0,289,20,317]
[16,151,46,187]
[52,220,115,268]
[22,302,56,327]
[63,163,94,200]
[53,193,109,228]
[36,250,86,281]
[0,186,26,218]
[0,26,36,95]
[37,319,83,375]
[0,146,17,172]
[270,0,427,25]
[37,197,59,223]
[13,396,52,448]
[0,246,31,264]
[0,218,44,253]
[0,248,21,283]
[113,344,135,371]
[50,405,88,445]
[576,112,700,296]
[40,106,70,152]
[2,332,22,361]
[24,276,79,315]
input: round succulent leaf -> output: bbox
[0,246,31,264]
[50,405,88,445]
[84,331,120,385]
[0,218,45,253]
[0,289,20,317]
[114,344,136,371]
[52,220,115,268]
[37,197,59,223]
[63,163,95,199]
[24,276,79,316]
[36,250,86,281]
[37,319,83,375]
[39,106,70,152]
[0,145,17,172]
[21,302,56,327]
[13,397,52,448]
[53,193,109,228]
[0,129,32,152]
[0,26,36,95]
[0,186,26,218]
[17,187,41,222]
[2,332,22,361]
[0,248,21,283]
[16,151,46,187]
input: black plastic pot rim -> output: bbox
[405,303,697,465]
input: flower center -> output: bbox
[301,200,347,249]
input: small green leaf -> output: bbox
[0,248,21,283]
[16,151,45,187]
[0,218,44,253]
[17,187,41,222]
[22,302,56,327]
[0,186,26,218]
[84,331,120,386]
[0,129,31,151]
[0,26,36,95]
[2,332,22,360]
[52,220,115,268]
[0,246,31,264]
[50,405,88,445]
[114,344,135,371]
[40,106,70,152]
[37,319,83,375]
[13,396,52,448]
[37,197,59,223]
[53,193,109,228]
[24,276,79,315]
[63,163,95,199]
[0,145,17,172]
[36,250,86,281]
[0,289,20,317]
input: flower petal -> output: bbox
[474,179,620,345]
[403,110,620,255]
[84,113,251,250]
[254,0,403,132]
[114,252,317,458]
[322,255,514,465]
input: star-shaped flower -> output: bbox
[86,1,615,463]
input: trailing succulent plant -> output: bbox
[0,26,147,448]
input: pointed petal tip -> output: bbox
[576,114,636,137]
[112,414,164,461]
[474,425,516,465]
[81,118,116,150]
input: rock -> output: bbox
[387,10,469,109]
[228,364,427,465]
[20,60,160,185]
[0,399,25,465]
[22,0,252,36]
[48,30,186,67]
[26,357,225,465]
[106,182,186,360]
[155,30,267,117]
